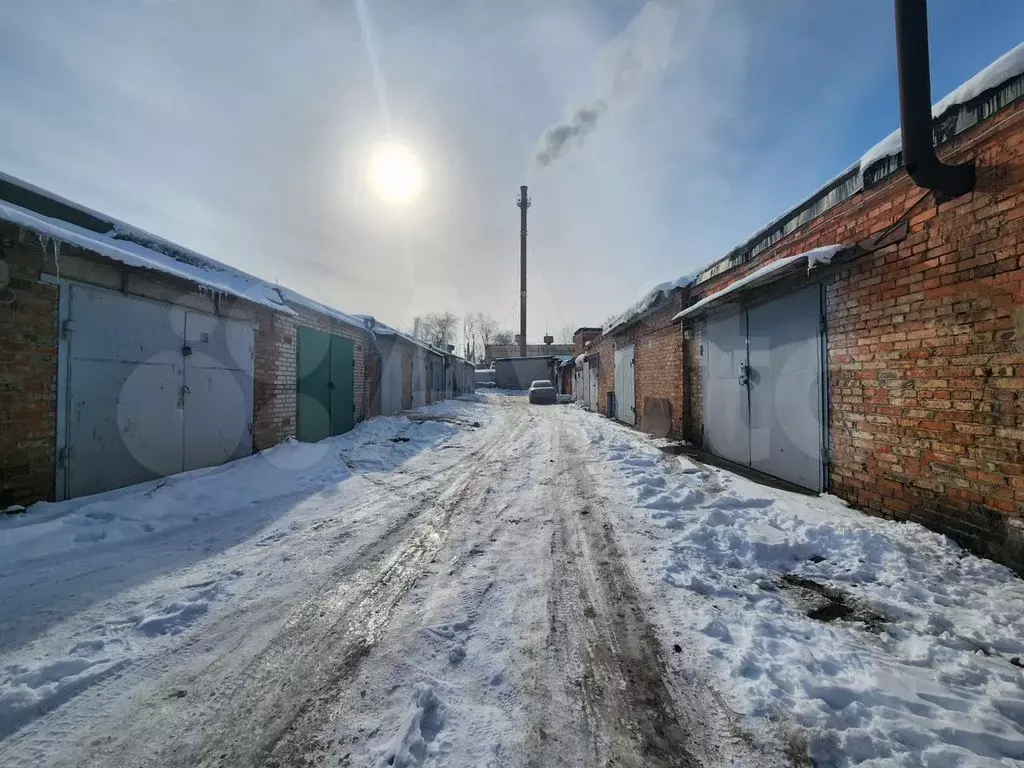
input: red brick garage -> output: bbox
[679,78,1024,571]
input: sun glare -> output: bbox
[368,141,423,205]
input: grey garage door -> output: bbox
[380,347,404,416]
[62,283,254,499]
[702,284,825,491]
[614,345,636,425]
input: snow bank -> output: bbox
[860,41,1024,174]
[576,412,1024,765]
[603,270,701,335]
[0,399,486,740]
[0,403,479,566]
[673,245,842,321]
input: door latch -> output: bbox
[738,361,751,386]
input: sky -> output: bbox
[0,0,1022,341]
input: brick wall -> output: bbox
[681,99,1024,570]
[573,328,602,356]
[0,227,58,505]
[253,310,297,450]
[600,297,687,437]
[683,326,703,444]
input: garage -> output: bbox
[614,345,636,425]
[296,326,355,442]
[701,284,825,491]
[412,354,427,408]
[57,282,255,499]
[379,345,405,416]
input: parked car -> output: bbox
[528,379,556,404]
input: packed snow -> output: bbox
[2,394,1023,766]
[0,400,479,746]
[673,245,844,321]
[570,407,1024,766]
[859,41,1024,175]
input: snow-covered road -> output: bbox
[2,394,1023,767]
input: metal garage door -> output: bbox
[182,312,255,472]
[61,283,254,499]
[297,327,355,442]
[380,348,404,416]
[614,345,636,425]
[585,363,600,411]
[703,310,750,467]
[412,355,426,408]
[702,284,825,491]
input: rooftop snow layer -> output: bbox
[354,315,447,356]
[859,41,1024,174]
[0,175,375,328]
[0,199,292,314]
[673,245,843,321]
[277,286,366,331]
[603,270,701,336]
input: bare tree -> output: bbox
[414,312,459,348]
[462,313,478,362]
[476,313,499,347]
[492,329,515,346]
[558,325,574,344]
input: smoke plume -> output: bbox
[532,0,691,168]
[535,101,607,167]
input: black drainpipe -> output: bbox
[894,0,975,196]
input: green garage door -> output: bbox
[297,327,355,442]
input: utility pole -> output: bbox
[517,185,530,358]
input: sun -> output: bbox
[368,141,424,205]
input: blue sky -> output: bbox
[0,1,1021,339]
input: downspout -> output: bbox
[893,0,975,196]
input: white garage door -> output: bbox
[380,348,404,415]
[412,355,426,408]
[61,283,254,499]
[614,345,636,425]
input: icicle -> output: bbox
[35,233,63,280]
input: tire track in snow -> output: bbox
[529,418,697,767]
[187,401,533,767]
[0,401,519,768]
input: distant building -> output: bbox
[483,342,572,365]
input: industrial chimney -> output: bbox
[516,186,530,358]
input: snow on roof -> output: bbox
[277,286,365,331]
[355,315,449,356]
[859,41,1024,174]
[0,199,292,314]
[603,270,700,336]
[673,245,844,322]
[0,175,380,330]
